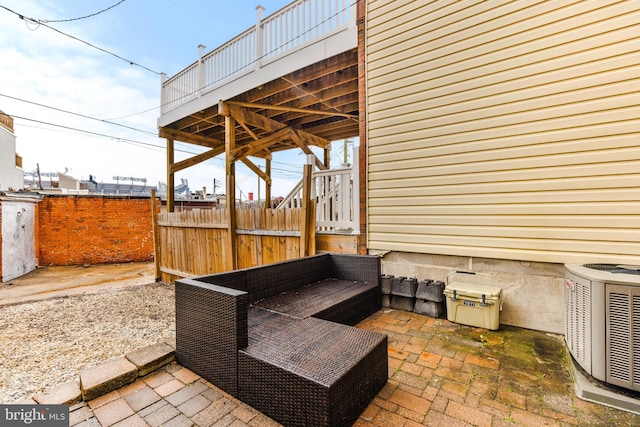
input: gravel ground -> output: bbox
[0,283,175,403]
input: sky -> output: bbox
[0,0,353,198]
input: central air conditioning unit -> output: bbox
[564,264,640,392]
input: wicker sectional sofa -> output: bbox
[175,253,388,426]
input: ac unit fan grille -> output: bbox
[584,264,640,275]
[634,295,640,386]
[608,292,631,383]
[606,284,640,391]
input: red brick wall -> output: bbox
[37,195,155,266]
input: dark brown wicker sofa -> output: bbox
[175,253,388,426]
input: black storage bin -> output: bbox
[414,299,445,318]
[390,295,415,312]
[416,280,445,302]
[381,274,394,295]
[392,277,418,298]
[381,294,391,308]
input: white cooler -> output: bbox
[443,282,502,330]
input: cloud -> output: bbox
[0,0,304,197]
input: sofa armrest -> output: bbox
[175,278,248,396]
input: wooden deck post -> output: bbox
[324,146,331,169]
[265,158,271,208]
[150,189,161,281]
[300,155,313,257]
[224,107,238,270]
[166,138,175,213]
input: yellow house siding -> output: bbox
[366,0,640,263]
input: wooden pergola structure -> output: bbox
[158,48,361,266]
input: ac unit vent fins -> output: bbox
[565,276,591,372]
[608,291,630,383]
[606,285,640,391]
[633,295,640,386]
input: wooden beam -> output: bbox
[171,145,226,173]
[226,102,330,149]
[227,102,283,133]
[151,189,161,281]
[232,127,292,160]
[219,99,231,117]
[225,114,237,270]
[226,101,357,119]
[265,158,271,208]
[159,127,223,148]
[242,49,357,104]
[324,146,331,170]
[237,117,260,141]
[300,162,313,257]
[240,157,272,186]
[290,130,327,170]
[281,75,353,121]
[166,138,175,213]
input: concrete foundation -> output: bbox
[375,251,565,334]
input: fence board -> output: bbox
[156,207,311,283]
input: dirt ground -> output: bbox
[0,262,156,306]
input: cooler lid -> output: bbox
[444,281,502,299]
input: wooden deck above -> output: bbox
[158,0,359,153]
[156,0,364,260]
[159,48,359,157]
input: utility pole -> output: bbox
[213,178,221,196]
[343,139,348,165]
[36,163,42,190]
[343,139,352,167]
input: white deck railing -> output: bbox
[279,149,359,234]
[161,0,354,114]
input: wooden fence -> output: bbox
[154,206,315,283]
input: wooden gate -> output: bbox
[154,206,315,283]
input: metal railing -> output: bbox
[161,0,354,114]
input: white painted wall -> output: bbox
[0,125,23,191]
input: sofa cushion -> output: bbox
[252,278,379,323]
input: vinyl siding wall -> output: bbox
[366,0,640,264]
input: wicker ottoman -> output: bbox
[239,315,388,427]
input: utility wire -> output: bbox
[2,1,354,118]
[127,0,358,117]
[0,3,162,75]
[0,93,157,136]
[7,104,307,173]
[38,0,126,23]
[11,114,174,153]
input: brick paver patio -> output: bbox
[70,309,639,426]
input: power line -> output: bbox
[38,0,126,23]
[104,105,160,121]
[144,0,358,116]
[0,94,322,173]
[0,3,162,75]
[0,93,157,136]
[11,114,172,153]
[2,1,355,118]
[10,114,256,172]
